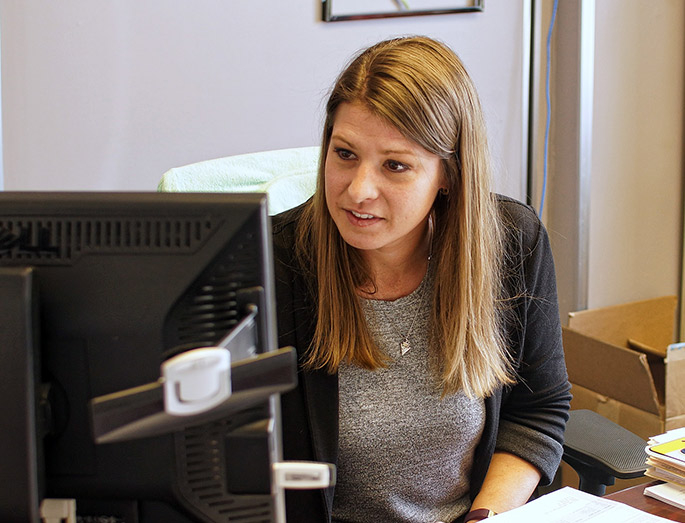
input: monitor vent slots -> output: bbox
[174,232,259,348]
[176,415,274,522]
[0,217,216,262]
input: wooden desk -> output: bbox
[605,481,685,522]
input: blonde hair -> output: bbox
[295,36,513,397]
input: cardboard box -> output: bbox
[561,296,685,492]
[563,295,685,438]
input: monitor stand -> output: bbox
[0,267,43,522]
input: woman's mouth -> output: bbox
[346,209,381,227]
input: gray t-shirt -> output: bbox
[332,270,485,523]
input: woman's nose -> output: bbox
[347,163,379,202]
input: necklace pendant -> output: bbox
[400,339,411,356]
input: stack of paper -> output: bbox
[644,426,685,509]
[643,482,685,511]
[645,427,685,486]
[488,487,673,522]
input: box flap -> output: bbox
[627,338,667,358]
[568,296,677,356]
[562,327,660,414]
[666,343,685,418]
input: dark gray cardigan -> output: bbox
[272,195,571,523]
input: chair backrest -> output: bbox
[158,146,320,215]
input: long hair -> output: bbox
[295,36,513,398]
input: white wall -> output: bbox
[528,0,684,323]
[588,1,684,310]
[0,1,529,197]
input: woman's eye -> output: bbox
[334,148,355,160]
[385,160,409,173]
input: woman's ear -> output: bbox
[439,172,450,195]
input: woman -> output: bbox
[272,36,571,523]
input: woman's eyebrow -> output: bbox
[331,133,415,157]
[330,134,354,147]
[381,147,414,156]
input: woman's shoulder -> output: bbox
[272,202,307,245]
[271,202,312,276]
[495,194,539,226]
[494,194,543,249]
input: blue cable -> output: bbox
[540,0,559,217]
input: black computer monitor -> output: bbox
[0,192,297,522]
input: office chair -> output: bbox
[562,409,647,496]
[160,149,650,497]
[158,146,321,216]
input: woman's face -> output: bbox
[325,102,446,260]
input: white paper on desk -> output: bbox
[649,426,685,445]
[488,487,673,522]
[644,482,685,510]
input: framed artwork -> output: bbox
[322,0,484,22]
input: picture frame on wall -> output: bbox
[322,0,484,22]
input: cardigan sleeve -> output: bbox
[494,199,572,485]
